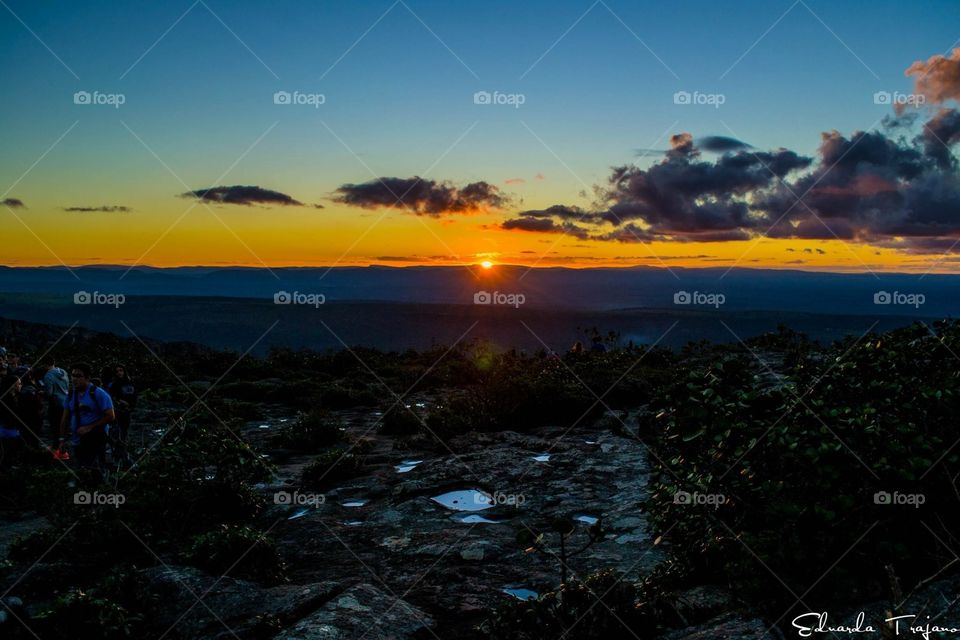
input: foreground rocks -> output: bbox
[139,565,339,638]
[275,583,434,640]
[259,411,665,632]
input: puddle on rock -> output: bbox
[342,500,368,508]
[287,508,311,520]
[431,489,493,511]
[344,521,363,526]
[457,514,501,524]
[532,454,551,462]
[503,587,538,601]
[395,459,424,473]
[575,514,599,525]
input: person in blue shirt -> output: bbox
[59,362,115,470]
[0,374,22,468]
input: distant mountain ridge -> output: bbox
[0,265,956,317]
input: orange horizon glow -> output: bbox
[2,206,958,274]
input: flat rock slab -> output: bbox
[140,565,339,638]
[663,614,780,640]
[272,423,664,626]
[274,583,434,640]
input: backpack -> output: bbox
[53,367,69,393]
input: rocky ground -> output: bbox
[241,401,668,636]
[7,394,955,639]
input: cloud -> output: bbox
[906,48,960,105]
[758,121,960,244]
[696,136,752,152]
[497,68,960,254]
[501,217,591,239]
[517,204,599,222]
[636,135,753,156]
[597,133,812,238]
[333,176,508,216]
[1,198,25,208]
[504,177,525,185]
[181,185,305,206]
[920,108,960,169]
[63,205,132,213]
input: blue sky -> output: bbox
[1,0,959,269]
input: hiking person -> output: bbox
[59,363,115,471]
[5,352,20,375]
[16,368,43,447]
[0,374,22,468]
[42,357,69,441]
[107,363,137,465]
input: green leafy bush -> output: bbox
[301,448,364,488]
[645,321,960,614]
[28,589,142,640]
[272,409,344,450]
[479,570,642,640]
[184,525,286,584]
[378,406,423,435]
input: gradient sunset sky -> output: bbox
[2,0,960,271]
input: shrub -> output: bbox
[478,570,642,640]
[378,406,423,435]
[301,448,364,488]
[272,409,344,450]
[319,383,379,409]
[125,420,270,537]
[183,525,285,584]
[644,321,960,615]
[29,589,143,640]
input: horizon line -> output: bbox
[1,262,958,277]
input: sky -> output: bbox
[1,0,960,272]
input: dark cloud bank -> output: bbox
[332,177,507,216]
[500,49,960,254]
[181,185,307,207]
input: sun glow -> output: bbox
[480,260,494,269]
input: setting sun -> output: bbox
[481,260,494,269]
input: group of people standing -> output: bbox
[0,347,137,472]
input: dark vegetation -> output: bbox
[1,317,958,638]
